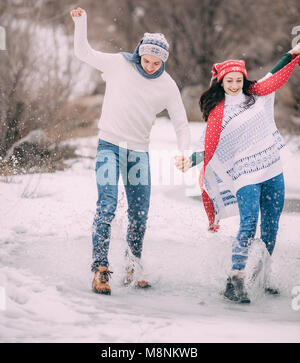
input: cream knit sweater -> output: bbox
[73,12,190,152]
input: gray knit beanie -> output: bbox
[138,32,169,62]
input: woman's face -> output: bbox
[141,54,163,75]
[222,72,244,96]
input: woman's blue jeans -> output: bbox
[232,173,285,271]
[91,140,151,271]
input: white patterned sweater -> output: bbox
[197,84,289,221]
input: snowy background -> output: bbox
[0,119,300,343]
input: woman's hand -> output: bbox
[289,43,300,55]
[174,155,192,173]
[70,7,85,18]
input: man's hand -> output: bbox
[70,7,85,18]
[174,155,192,173]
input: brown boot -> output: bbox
[92,266,113,295]
[135,279,151,289]
[124,266,151,289]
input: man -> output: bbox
[71,7,190,294]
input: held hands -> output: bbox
[70,7,85,18]
[289,43,300,55]
[174,155,192,173]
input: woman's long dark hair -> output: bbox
[199,77,257,122]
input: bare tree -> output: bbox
[0,0,78,162]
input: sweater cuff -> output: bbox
[270,53,292,74]
[189,151,205,167]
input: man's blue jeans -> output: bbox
[232,173,285,271]
[91,140,151,272]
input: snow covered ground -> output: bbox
[0,119,300,343]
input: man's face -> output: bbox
[141,54,163,75]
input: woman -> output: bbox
[70,8,190,295]
[175,44,300,303]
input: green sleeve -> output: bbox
[270,53,292,74]
[188,151,205,167]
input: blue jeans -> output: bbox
[91,140,151,271]
[232,173,285,271]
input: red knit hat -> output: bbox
[211,60,247,82]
